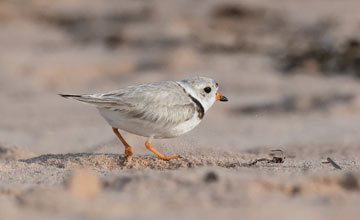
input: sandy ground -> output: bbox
[1,0,360,219]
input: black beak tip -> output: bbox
[220,95,228,102]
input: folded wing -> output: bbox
[60,82,196,125]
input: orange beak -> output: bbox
[216,92,228,102]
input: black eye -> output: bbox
[204,87,211,93]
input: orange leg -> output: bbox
[145,140,180,161]
[112,127,133,159]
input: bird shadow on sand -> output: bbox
[19,152,256,170]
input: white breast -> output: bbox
[158,112,202,138]
[98,108,202,139]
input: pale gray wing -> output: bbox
[62,81,196,124]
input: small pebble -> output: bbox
[204,171,219,183]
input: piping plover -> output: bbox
[60,76,228,161]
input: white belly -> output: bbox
[98,108,202,139]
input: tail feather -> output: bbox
[59,93,119,108]
[59,94,81,98]
[59,94,92,103]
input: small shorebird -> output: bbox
[60,76,228,161]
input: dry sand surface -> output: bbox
[1,0,360,219]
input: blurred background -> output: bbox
[1,0,360,158]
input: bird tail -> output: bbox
[59,94,81,99]
[59,94,118,108]
[59,94,96,103]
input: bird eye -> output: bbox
[204,87,212,93]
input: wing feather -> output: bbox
[63,81,196,125]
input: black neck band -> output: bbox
[177,83,204,119]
